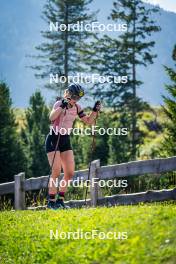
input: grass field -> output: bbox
[0,204,176,264]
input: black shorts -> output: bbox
[45,133,72,153]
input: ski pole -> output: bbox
[85,111,99,204]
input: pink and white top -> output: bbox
[51,100,96,135]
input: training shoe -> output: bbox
[47,200,57,210]
[55,198,70,209]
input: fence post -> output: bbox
[90,159,101,207]
[14,172,26,210]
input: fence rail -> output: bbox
[97,156,176,179]
[0,156,176,210]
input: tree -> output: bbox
[86,0,160,160]
[110,0,161,159]
[108,112,131,164]
[162,45,176,156]
[82,35,131,108]
[21,91,50,178]
[31,0,97,96]
[82,32,150,160]
[0,82,26,183]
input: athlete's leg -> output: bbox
[60,150,75,193]
[47,151,61,195]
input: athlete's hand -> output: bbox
[60,99,69,109]
[93,101,101,112]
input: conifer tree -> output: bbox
[21,91,50,177]
[110,0,161,159]
[0,82,26,183]
[81,0,160,160]
[162,45,176,156]
[31,0,97,96]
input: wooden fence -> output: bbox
[0,156,176,210]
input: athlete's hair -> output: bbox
[56,96,62,101]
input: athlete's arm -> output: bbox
[49,107,64,122]
[77,101,101,125]
[79,110,98,125]
[49,100,67,121]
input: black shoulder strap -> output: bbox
[75,103,79,115]
[75,103,86,118]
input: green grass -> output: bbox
[0,204,176,264]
